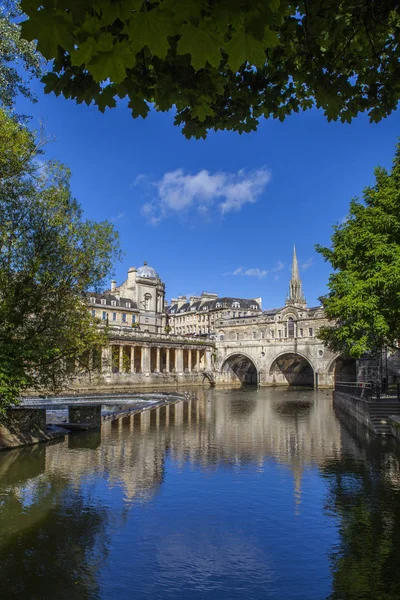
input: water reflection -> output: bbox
[1,388,400,599]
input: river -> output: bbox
[1,387,400,600]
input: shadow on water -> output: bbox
[323,408,400,600]
[0,442,109,600]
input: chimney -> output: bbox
[111,280,116,292]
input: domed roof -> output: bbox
[136,261,159,279]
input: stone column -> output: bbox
[156,347,161,373]
[205,350,212,371]
[101,347,111,373]
[130,346,135,373]
[166,348,170,373]
[176,348,184,373]
[196,350,200,372]
[188,349,192,372]
[119,345,124,373]
[142,346,151,373]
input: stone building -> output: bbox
[79,249,354,391]
[87,261,166,334]
[214,247,356,387]
[167,292,262,336]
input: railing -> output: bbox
[335,380,400,401]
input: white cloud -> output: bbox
[225,260,283,280]
[301,258,313,270]
[131,173,148,188]
[110,211,126,222]
[272,261,284,273]
[138,167,271,224]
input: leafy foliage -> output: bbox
[18,0,400,138]
[0,1,43,111]
[316,143,400,358]
[0,109,120,411]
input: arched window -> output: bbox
[144,294,151,310]
[218,330,225,340]
[288,317,295,338]
[232,301,240,308]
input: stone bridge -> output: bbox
[215,338,355,388]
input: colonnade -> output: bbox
[101,345,211,375]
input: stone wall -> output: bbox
[0,408,65,450]
[70,370,210,392]
[333,391,375,433]
[389,415,400,443]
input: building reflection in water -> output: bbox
[2,388,400,599]
[11,389,343,506]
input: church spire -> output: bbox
[286,245,306,307]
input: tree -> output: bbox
[316,143,400,358]
[18,0,400,138]
[0,108,121,411]
[0,1,43,111]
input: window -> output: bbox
[101,298,106,305]
[102,311,107,320]
[232,302,240,308]
[112,312,117,321]
[299,328,303,337]
[122,313,126,322]
[111,300,116,306]
[251,304,257,310]
[126,302,131,308]
[144,294,151,310]
[271,330,274,338]
[278,330,282,338]
[216,303,222,309]
[309,327,313,337]
[288,317,295,338]
[253,331,257,339]
[236,332,240,340]
[91,309,96,317]
[132,315,136,324]
[261,331,265,339]
[90,297,96,304]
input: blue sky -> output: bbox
[17,82,400,308]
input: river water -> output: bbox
[1,387,400,600]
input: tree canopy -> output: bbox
[18,0,400,138]
[0,109,120,410]
[0,1,43,111]
[316,143,400,358]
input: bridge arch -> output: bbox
[268,351,315,387]
[326,355,357,384]
[220,353,258,385]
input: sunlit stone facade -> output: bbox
[80,250,353,390]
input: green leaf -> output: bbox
[178,24,222,71]
[21,13,75,59]
[226,32,266,71]
[88,41,134,84]
[70,37,97,67]
[95,85,117,112]
[125,10,175,58]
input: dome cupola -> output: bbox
[136,260,159,280]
